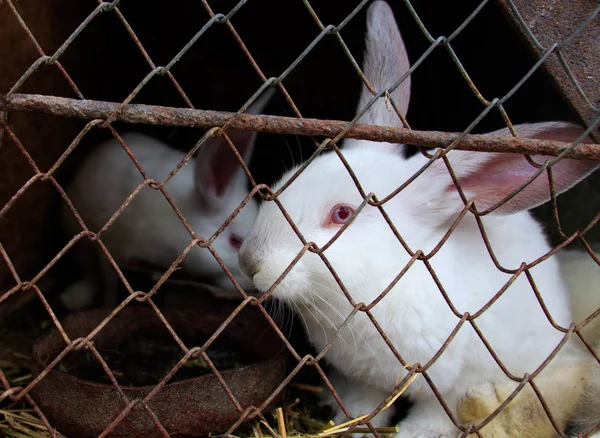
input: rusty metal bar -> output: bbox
[1,93,599,160]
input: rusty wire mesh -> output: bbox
[1,0,600,437]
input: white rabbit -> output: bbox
[238,2,599,437]
[61,91,272,310]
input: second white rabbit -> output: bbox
[62,92,271,309]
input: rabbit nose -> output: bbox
[239,250,261,279]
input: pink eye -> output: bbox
[229,234,243,250]
[329,205,355,225]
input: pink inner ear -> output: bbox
[203,129,252,198]
[213,133,243,197]
[457,153,599,213]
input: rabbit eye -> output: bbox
[229,234,244,250]
[330,205,355,225]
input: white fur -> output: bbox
[61,93,271,309]
[571,365,600,437]
[558,248,600,336]
[558,249,600,436]
[239,2,599,436]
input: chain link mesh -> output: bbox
[1,0,599,437]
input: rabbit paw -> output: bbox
[395,426,459,438]
[320,370,395,428]
[323,387,396,428]
[395,415,460,438]
[396,397,461,438]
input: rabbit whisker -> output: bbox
[310,280,387,382]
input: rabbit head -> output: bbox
[239,1,598,318]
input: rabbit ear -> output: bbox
[355,1,411,129]
[194,89,273,212]
[428,121,599,215]
[344,1,411,156]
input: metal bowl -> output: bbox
[31,303,287,437]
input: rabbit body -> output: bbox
[239,2,599,436]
